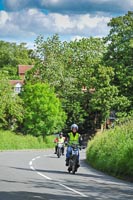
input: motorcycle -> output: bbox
[57,142,64,158]
[68,144,79,174]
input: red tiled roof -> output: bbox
[89,88,96,93]
[18,65,33,74]
[82,86,96,93]
[9,80,24,86]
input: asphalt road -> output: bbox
[0,149,132,200]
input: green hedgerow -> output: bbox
[0,130,55,150]
[86,120,133,180]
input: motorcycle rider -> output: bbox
[65,124,82,166]
[54,132,65,155]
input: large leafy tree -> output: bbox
[61,38,108,129]
[26,33,131,132]
[0,72,24,130]
[89,65,130,125]
[26,35,107,129]
[21,82,66,137]
[104,11,133,110]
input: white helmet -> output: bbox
[71,124,78,130]
[59,132,63,136]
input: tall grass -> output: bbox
[0,130,55,150]
[86,120,133,180]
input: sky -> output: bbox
[0,0,133,48]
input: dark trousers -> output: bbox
[55,145,64,154]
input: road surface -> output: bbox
[0,149,132,199]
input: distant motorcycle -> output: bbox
[57,142,64,158]
[68,144,79,174]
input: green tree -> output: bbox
[104,11,133,110]
[21,82,66,137]
[0,72,24,130]
[26,35,107,129]
[26,33,131,132]
[89,65,130,126]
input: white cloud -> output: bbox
[71,35,86,41]
[0,11,10,25]
[1,0,132,47]
[52,14,73,31]
[0,9,111,40]
[76,14,110,30]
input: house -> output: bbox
[18,65,33,79]
[82,86,96,93]
[9,80,24,94]
[10,65,33,93]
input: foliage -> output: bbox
[0,11,132,133]
[0,130,55,150]
[26,34,131,130]
[86,120,133,179]
[89,65,130,122]
[21,82,66,137]
[0,41,34,79]
[0,72,24,130]
[104,11,133,109]
[26,35,111,128]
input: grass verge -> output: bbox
[0,130,55,150]
[86,120,133,182]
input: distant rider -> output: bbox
[65,124,82,166]
[54,132,65,155]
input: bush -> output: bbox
[86,120,133,180]
[0,130,55,150]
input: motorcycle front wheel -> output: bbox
[72,156,78,174]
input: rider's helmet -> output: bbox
[71,124,78,131]
[59,132,63,137]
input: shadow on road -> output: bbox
[1,171,133,200]
[0,191,88,200]
[11,165,117,186]
[11,164,133,186]
[3,166,133,200]
[5,157,133,200]
[0,186,133,200]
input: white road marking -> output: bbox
[36,156,40,159]
[59,183,88,197]
[37,172,52,180]
[29,154,88,198]
[29,161,32,166]
[30,166,35,171]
